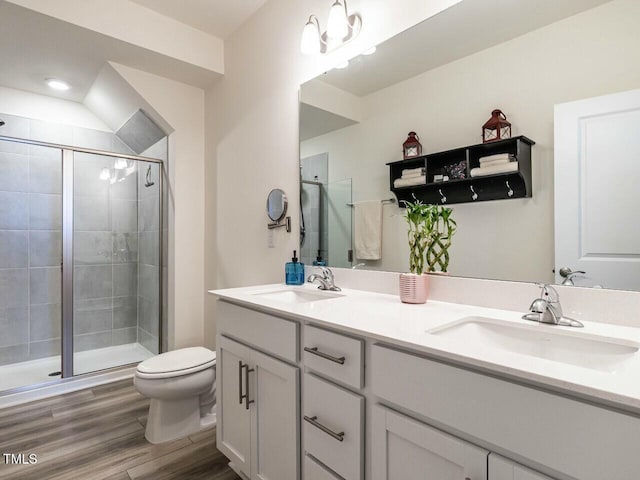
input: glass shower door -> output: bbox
[72,153,160,375]
[0,139,63,390]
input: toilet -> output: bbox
[134,346,217,444]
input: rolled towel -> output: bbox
[470,162,518,177]
[401,167,425,178]
[479,153,515,164]
[394,175,426,188]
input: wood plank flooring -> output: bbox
[0,379,240,480]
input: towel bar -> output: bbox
[347,198,395,207]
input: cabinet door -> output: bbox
[250,344,300,480]
[217,336,253,478]
[489,454,555,480]
[372,405,488,480]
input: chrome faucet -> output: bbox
[307,267,341,292]
[523,284,583,328]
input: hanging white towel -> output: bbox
[470,161,518,177]
[354,201,382,260]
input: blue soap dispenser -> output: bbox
[286,250,305,285]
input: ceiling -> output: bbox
[130,0,269,39]
[318,0,613,97]
[299,103,357,141]
[0,2,221,103]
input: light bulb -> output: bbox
[114,158,128,170]
[301,17,321,55]
[327,1,349,40]
[46,78,70,91]
[99,167,110,181]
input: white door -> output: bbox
[371,405,488,480]
[250,346,300,480]
[489,454,555,480]
[217,336,253,477]
[554,89,640,289]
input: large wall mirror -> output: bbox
[299,0,640,291]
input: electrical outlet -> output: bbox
[268,228,275,248]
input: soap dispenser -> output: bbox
[285,250,305,285]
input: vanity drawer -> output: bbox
[304,325,364,389]
[371,344,640,480]
[304,454,343,480]
[303,373,364,480]
[217,300,298,362]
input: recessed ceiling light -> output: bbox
[362,46,377,55]
[46,78,70,91]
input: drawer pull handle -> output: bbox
[304,415,345,442]
[304,346,345,365]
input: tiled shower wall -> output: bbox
[0,112,164,366]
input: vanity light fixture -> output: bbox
[300,0,362,55]
[45,78,70,91]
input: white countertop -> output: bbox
[209,283,640,413]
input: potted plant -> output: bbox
[425,205,457,274]
[399,197,431,304]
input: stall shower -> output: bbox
[0,112,166,393]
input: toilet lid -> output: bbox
[137,347,216,376]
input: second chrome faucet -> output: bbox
[523,284,583,328]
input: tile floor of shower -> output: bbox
[0,342,154,392]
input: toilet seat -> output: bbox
[136,347,216,379]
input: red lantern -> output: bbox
[482,109,511,143]
[402,132,422,159]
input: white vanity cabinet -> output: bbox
[217,334,300,480]
[214,297,640,480]
[371,405,488,480]
[489,455,553,480]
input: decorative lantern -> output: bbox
[482,109,511,143]
[402,132,422,159]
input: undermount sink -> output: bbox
[428,316,639,373]
[251,288,341,304]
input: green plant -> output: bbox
[402,197,457,274]
[401,197,430,275]
[425,205,457,273]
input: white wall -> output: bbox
[112,63,206,350]
[0,85,110,131]
[204,0,463,346]
[301,0,640,283]
[7,0,224,75]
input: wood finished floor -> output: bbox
[0,379,240,480]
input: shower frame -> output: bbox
[0,134,164,384]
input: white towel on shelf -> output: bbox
[470,162,518,177]
[479,153,515,164]
[354,201,382,260]
[394,175,426,188]
[401,167,425,177]
[479,158,512,168]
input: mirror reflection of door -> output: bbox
[554,89,640,290]
[300,154,352,268]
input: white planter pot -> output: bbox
[399,273,430,304]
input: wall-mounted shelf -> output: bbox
[388,136,535,206]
